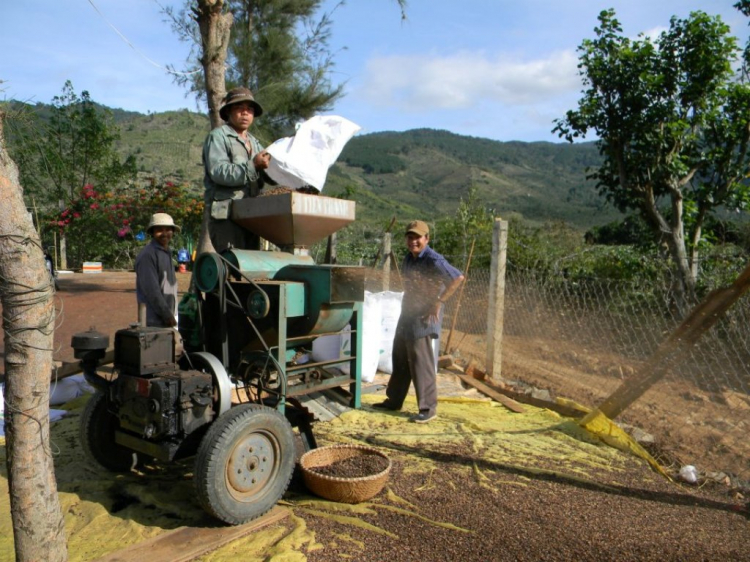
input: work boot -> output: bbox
[409,412,437,424]
[372,400,400,411]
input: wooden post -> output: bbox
[379,232,392,291]
[486,219,508,382]
[591,260,750,420]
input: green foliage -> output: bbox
[48,180,204,269]
[432,185,496,269]
[553,9,750,305]
[167,0,342,140]
[584,215,653,247]
[8,81,137,207]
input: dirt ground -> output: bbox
[1,272,749,561]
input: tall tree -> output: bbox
[164,0,406,254]
[8,82,137,267]
[554,10,750,313]
[0,111,68,561]
[166,0,344,138]
[12,81,136,206]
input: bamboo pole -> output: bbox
[591,260,750,420]
[444,238,475,354]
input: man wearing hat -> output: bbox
[202,86,273,251]
[135,213,180,327]
[373,220,465,423]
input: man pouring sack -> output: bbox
[202,87,273,251]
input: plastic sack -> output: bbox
[265,115,361,190]
[377,291,404,374]
[310,293,383,382]
[360,292,382,382]
[312,324,352,375]
[50,374,93,406]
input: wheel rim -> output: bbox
[225,429,280,502]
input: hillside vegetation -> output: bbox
[112,110,617,230]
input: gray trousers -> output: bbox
[386,328,438,416]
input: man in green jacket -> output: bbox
[202,87,272,251]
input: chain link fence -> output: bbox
[431,250,750,486]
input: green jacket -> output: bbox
[202,124,265,203]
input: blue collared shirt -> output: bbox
[398,245,463,340]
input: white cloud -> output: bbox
[358,50,581,112]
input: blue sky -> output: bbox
[1,0,748,142]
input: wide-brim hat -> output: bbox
[219,87,264,121]
[405,220,429,237]
[147,212,180,234]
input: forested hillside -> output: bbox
[112,111,617,230]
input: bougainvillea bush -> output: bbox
[52,179,203,269]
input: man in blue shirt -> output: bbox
[374,220,465,423]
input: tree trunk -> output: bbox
[0,113,68,560]
[641,183,696,316]
[195,0,233,130]
[193,0,233,256]
[666,190,697,313]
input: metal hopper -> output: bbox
[231,191,355,248]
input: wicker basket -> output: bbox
[299,444,391,503]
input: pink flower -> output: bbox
[73,212,81,219]
[117,227,130,238]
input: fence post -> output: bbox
[379,232,392,291]
[486,219,508,381]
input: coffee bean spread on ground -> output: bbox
[311,454,389,479]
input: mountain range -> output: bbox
[110,109,618,230]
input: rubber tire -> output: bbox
[194,404,295,525]
[80,391,135,472]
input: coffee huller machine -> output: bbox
[72,192,364,524]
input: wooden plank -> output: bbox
[0,349,115,385]
[596,260,750,419]
[456,373,526,413]
[95,506,289,562]
[463,360,588,418]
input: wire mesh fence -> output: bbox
[430,253,750,485]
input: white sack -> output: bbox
[360,291,382,383]
[310,300,381,383]
[312,324,352,376]
[50,374,94,406]
[265,115,361,190]
[377,291,403,374]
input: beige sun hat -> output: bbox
[147,213,180,234]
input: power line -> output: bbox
[86,0,199,77]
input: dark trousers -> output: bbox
[209,218,260,252]
[386,328,438,416]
